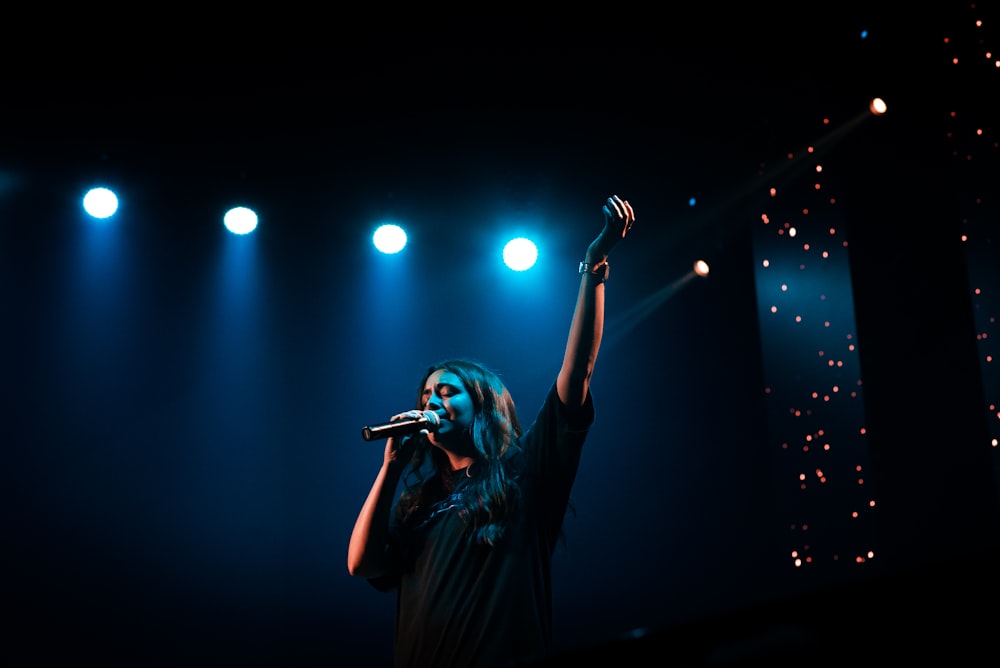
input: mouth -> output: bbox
[430,409,449,431]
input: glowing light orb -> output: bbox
[373,224,407,254]
[224,207,258,235]
[82,187,119,219]
[502,237,538,271]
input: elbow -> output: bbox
[347,551,384,579]
[347,544,363,576]
[348,560,373,579]
[347,550,367,577]
[348,561,385,579]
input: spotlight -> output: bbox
[373,224,407,254]
[224,206,258,235]
[502,237,538,271]
[82,187,119,219]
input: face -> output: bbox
[421,369,475,451]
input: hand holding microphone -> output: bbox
[362,409,446,441]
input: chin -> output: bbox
[428,431,458,449]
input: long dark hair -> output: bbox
[397,359,523,546]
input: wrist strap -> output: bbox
[579,261,609,282]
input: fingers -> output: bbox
[619,197,634,221]
[620,198,635,234]
[605,196,623,219]
[605,195,634,220]
[604,195,635,238]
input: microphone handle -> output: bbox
[361,416,432,441]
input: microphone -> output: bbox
[361,410,444,441]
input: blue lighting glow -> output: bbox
[224,207,258,235]
[82,187,119,219]
[502,237,538,271]
[373,224,407,254]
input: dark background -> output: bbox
[5,4,999,666]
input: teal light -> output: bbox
[82,187,119,219]
[224,206,258,235]
[373,224,407,254]
[502,237,538,272]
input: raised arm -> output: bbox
[557,195,636,408]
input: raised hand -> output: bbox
[589,195,636,262]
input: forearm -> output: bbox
[557,267,605,408]
[347,463,402,577]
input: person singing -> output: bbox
[348,194,636,668]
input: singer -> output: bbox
[348,195,636,668]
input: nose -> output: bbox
[424,394,448,419]
[425,391,444,411]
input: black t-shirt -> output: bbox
[369,383,594,668]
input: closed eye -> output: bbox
[422,383,460,408]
